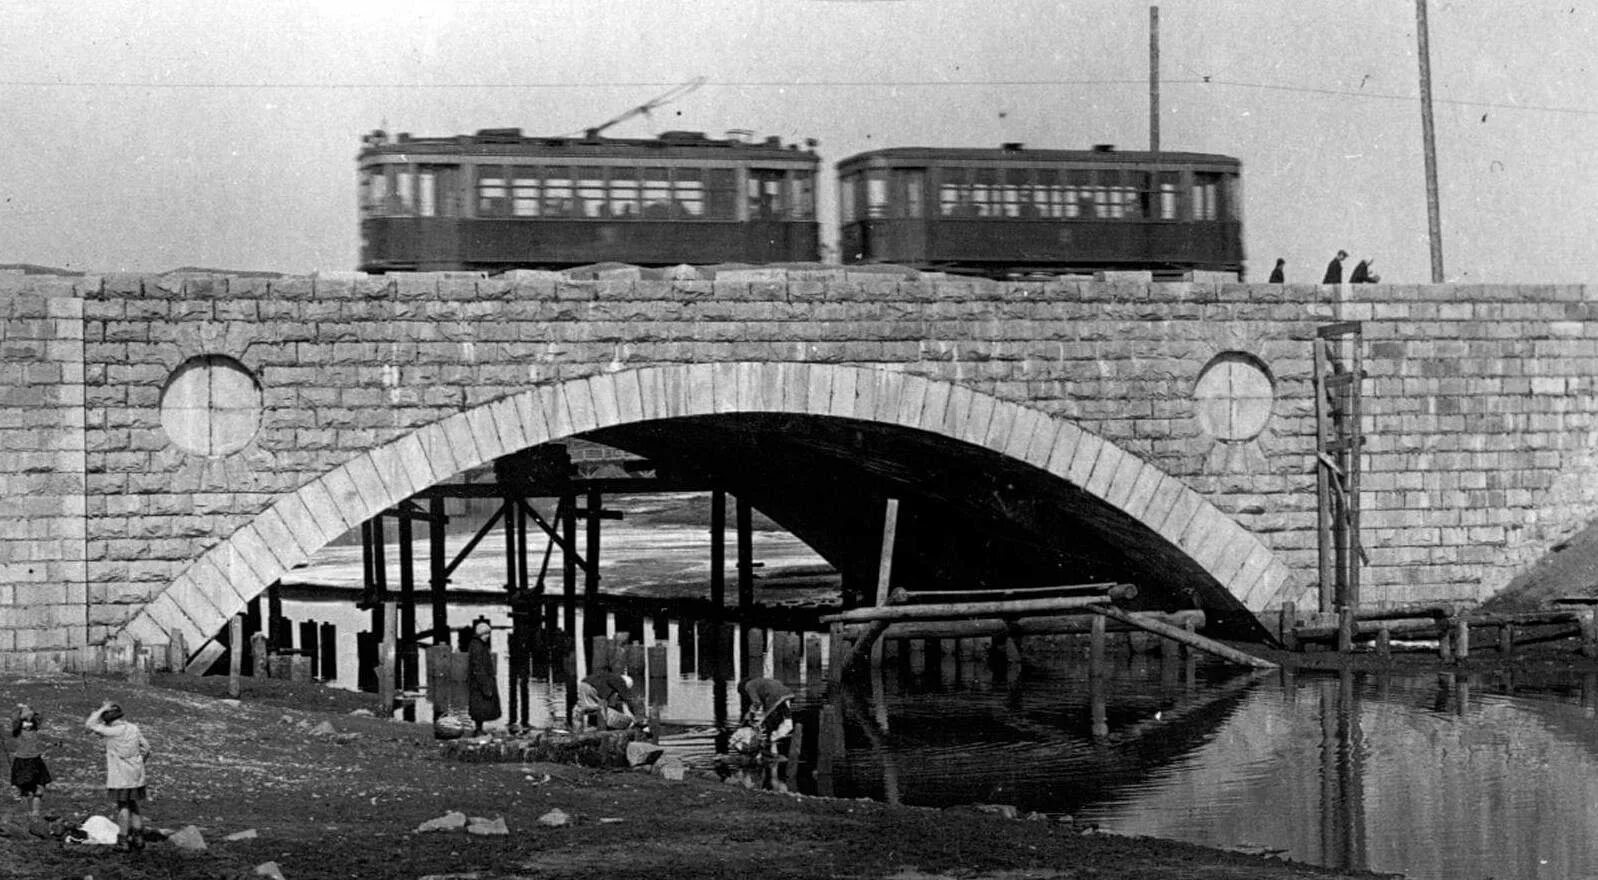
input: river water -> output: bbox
[275,517,1598,880]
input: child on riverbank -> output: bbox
[9,703,51,817]
[84,700,151,853]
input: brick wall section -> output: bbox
[3,270,1597,665]
[0,273,89,667]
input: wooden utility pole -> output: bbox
[1416,0,1444,281]
[1149,6,1161,153]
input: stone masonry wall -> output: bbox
[0,273,89,668]
[2,269,1596,666]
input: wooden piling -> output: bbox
[1585,608,1598,659]
[319,622,337,682]
[625,643,646,684]
[785,721,805,791]
[1498,622,1513,656]
[804,633,824,684]
[1089,603,1278,668]
[1375,626,1391,660]
[250,631,269,678]
[1337,606,1355,654]
[228,614,244,698]
[646,645,668,707]
[744,627,766,680]
[1454,616,1470,661]
[378,601,398,715]
[1279,601,1298,651]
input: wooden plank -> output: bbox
[841,609,1207,640]
[899,581,1126,603]
[820,587,1132,625]
[1087,604,1277,669]
[228,615,244,697]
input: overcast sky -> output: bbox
[3,0,1595,283]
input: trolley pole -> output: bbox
[1149,6,1160,154]
[1416,0,1445,282]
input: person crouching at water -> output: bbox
[10,703,52,818]
[740,677,796,791]
[576,670,642,731]
[84,701,151,853]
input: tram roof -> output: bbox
[837,145,1241,170]
[359,129,821,163]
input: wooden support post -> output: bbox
[1498,622,1513,656]
[830,589,909,682]
[319,622,337,682]
[785,720,805,792]
[626,643,646,684]
[646,645,668,707]
[562,491,577,658]
[710,488,726,612]
[776,631,802,684]
[1438,619,1454,663]
[1454,616,1470,661]
[250,632,268,678]
[228,615,244,698]
[1375,626,1391,660]
[426,644,451,715]
[1090,612,1106,670]
[266,582,283,650]
[378,601,398,716]
[736,495,754,612]
[583,486,603,648]
[815,704,840,798]
[299,620,319,678]
[804,633,824,685]
[1337,605,1355,654]
[744,627,765,680]
[1585,608,1598,659]
[1280,601,1298,652]
[428,496,448,643]
[399,510,418,692]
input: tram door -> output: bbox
[891,169,927,262]
[414,164,462,269]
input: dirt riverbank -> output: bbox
[0,671,1390,880]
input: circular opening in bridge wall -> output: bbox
[160,355,263,456]
[1193,352,1275,441]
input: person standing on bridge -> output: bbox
[466,621,502,736]
[85,701,151,853]
[1268,258,1286,283]
[1322,250,1348,284]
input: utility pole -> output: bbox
[1149,6,1160,153]
[1416,0,1444,282]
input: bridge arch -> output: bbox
[117,362,1292,652]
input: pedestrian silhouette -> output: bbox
[1350,258,1379,283]
[1322,250,1348,284]
[1268,258,1286,283]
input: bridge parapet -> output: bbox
[3,268,1596,667]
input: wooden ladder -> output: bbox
[1314,321,1367,620]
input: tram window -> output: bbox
[866,170,888,218]
[707,168,737,220]
[391,167,415,215]
[577,170,605,218]
[840,172,858,221]
[971,168,998,217]
[417,169,437,217]
[506,169,538,217]
[642,167,671,219]
[1158,172,1180,220]
[939,167,969,217]
[1065,170,1091,219]
[1005,168,1031,218]
[1193,173,1221,220]
[790,170,815,219]
[1035,168,1060,218]
[608,169,639,219]
[674,168,704,218]
[361,169,388,216]
[898,170,924,219]
[542,167,574,217]
[1225,175,1242,221]
[748,169,785,220]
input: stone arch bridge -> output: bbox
[5,269,1598,668]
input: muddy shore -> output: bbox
[0,671,1391,880]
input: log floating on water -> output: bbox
[818,584,1136,625]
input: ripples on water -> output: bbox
[281,594,1598,880]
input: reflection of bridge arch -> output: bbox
[117,363,1291,652]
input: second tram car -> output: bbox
[358,128,821,272]
[837,144,1243,278]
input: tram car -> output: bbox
[837,144,1244,278]
[357,128,821,272]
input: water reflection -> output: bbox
[274,593,1598,880]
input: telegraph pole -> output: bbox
[1149,6,1160,153]
[1416,0,1444,282]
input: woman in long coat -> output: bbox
[467,621,502,734]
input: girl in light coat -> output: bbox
[84,700,151,852]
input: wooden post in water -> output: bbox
[584,486,603,649]
[1498,622,1513,656]
[646,645,668,707]
[736,496,754,613]
[1280,601,1298,651]
[299,620,319,679]
[1375,626,1391,660]
[562,491,577,661]
[1089,614,1108,739]
[426,644,452,715]
[744,627,765,680]
[1337,606,1355,654]
[250,631,269,678]
[399,507,418,695]
[1453,616,1470,661]
[804,633,824,685]
[710,489,726,612]
[1584,608,1598,659]
[228,614,244,698]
